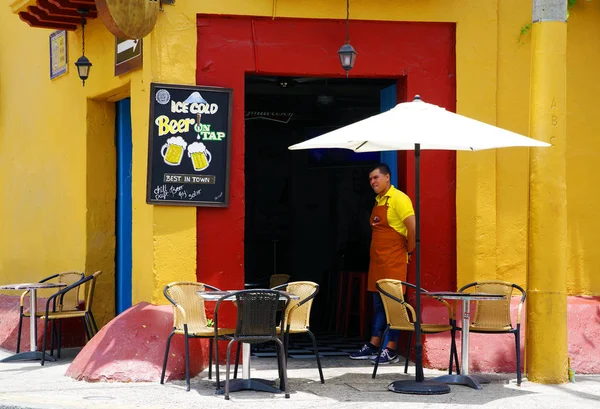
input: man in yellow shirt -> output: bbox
[349,163,416,365]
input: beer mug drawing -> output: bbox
[161,136,188,166]
[188,142,212,171]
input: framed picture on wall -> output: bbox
[49,30,68,80]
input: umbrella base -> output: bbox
[388,379,451,395]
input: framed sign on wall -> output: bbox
[49,30,68,80]
[115,37,142,76]
[146,83,233,207]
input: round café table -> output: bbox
[0,282,67,363]
[426,291,505,390]
[197,290,299,395]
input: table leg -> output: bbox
[215,342,281,395]
[461,298,470,376]
[1,289,57,363]
[243,342,250,379]
[30,288,37,353]
[433,299,490,390]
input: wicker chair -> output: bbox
[161,281,236,392]
[449,280,526,385]
[272,281,324,384]
[373,279,459,379]
[40,271,102,366]
[16,271,84,354]
[214,289,291,400]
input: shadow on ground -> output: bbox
[163,356,538,406]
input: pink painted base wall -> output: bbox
[566,296,600,374]
[0,294,85,352]
[422,295,600,374]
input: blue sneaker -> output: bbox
[349,344,378,360]
[371,348,400,365]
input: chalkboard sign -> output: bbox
[146,83,233,207]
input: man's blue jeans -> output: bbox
[371,292,399,348]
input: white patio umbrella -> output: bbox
[289,96,549,152]
[288,95,550,394]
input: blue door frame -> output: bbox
[116,98,132,314]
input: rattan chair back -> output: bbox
[461,280,524,331]
[164,281,210,331]
[28,271,84,311]
[280,281,317,332]
[82,271,102,313]
[232,290,290,342]
[59,272,86,311]
[376,279,415,331]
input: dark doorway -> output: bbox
[244,75,397,333]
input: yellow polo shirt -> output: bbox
[374,185,415,238]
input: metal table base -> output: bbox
[1,351,57,363]
[213,336,286,395]
[431,374,490,390]
[216,378,281,394]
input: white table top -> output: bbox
[0,282,67,291]
[197,290,300,301]
[427,291,505,301]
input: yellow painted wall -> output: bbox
[0,11,88,286]
[1,0,598,329]
[468,0,600,296]
[564,2,600,296]
[0,6,200,322]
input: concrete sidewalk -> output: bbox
[1,348,599,409]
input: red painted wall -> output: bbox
[196,16,456,297]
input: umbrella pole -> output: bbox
[388,143,450,395]
[414,143,424,382]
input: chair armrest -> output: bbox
[458,282,478,292]
[513,283,526,326]
[173,304,188,324]
[405,303,417,323]
[284,295,309,321]
[516,299,525,325]
[297,285,319,307]
[273,285,318,317]
[19,290,29,308]
[204,284,221,292]
[213,292,232,336]
[39,274,58,283]
[401,281,419,292]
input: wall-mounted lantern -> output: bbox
[74,9,92,86]
[338,0,357,77]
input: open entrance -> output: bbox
[197,17,456,356]
[244,75,399,335]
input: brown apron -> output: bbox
[367,197,408,292]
